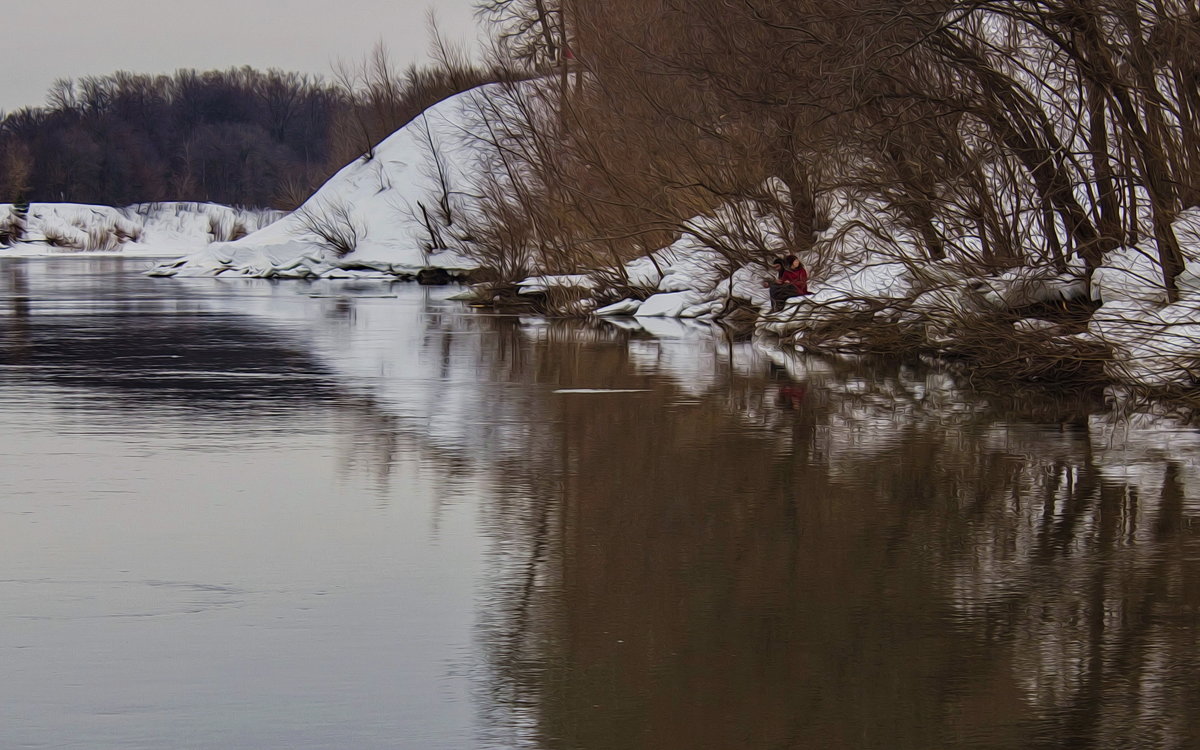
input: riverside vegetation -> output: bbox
[446,0,1200,403]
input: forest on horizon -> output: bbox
[0,49,504,209]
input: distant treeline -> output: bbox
[0,55,510,209]
[0,68,343,208]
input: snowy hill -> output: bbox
[150,84,501,280]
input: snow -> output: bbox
[623,198,1200,390]
[634,291,703,318]
[1070,209,1200,386]
[595,298,641,316]
[976,267,1086,309]
[1092,245,1172,305]
[516,274,596,294]
[149,84,507,279]
[1013,317,1064,334]
[1088,300,1200,386]
[113,78,1158,382]
[806,261,910,307]
[513,192,784,317]
[1092,208,1200,306]
[0,202,282,257]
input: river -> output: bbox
[1,257,1198,749]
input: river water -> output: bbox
[1,257,1198,749]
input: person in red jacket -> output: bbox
[781,255,808,295]
[767,255,809,311]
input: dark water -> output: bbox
[2,257,1198,749]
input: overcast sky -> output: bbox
[0,0,483,112]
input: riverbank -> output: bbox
[455,200,1200,399]
[18,77,1198,398]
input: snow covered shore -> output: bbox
[15,75,1191,395]
[0,202,283,257]
[515,197,1200,392]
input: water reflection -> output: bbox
[2,258,1197,749]
[144,276,1197,749]
[5,262,30,363]
[0,260,340,411]
[439,317,1200,749]
[0,260,494,750]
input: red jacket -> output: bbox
[781,267,808,295]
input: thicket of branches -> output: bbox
[468,0,1200,304]
[327,34,522,169]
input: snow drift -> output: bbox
[518,191,1200,391]
[0,202,283,256]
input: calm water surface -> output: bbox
[1,257,1198,749]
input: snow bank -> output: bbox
[524,187,1085,333]
[1092,245,1172,305]
[975,266,1086,309]
[0,202,282,256]
[1092,208,1200,305]
[1089,300,1200,386]
[516,274,596,294]
[519,196,1200,390]
[514,193,785,318]
[757,259,915,338]
[122,112,1200,393]
[150,85,503,280]
[811,194,924,266]
[1078,209,1200,386]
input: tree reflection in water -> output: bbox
[9,260,1189,750]
[446,316,1200,750]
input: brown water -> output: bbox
[2,257,1198,749]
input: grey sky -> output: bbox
[0,0,482,112]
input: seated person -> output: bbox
[766,255,809,311]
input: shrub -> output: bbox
[295,200,364,257]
